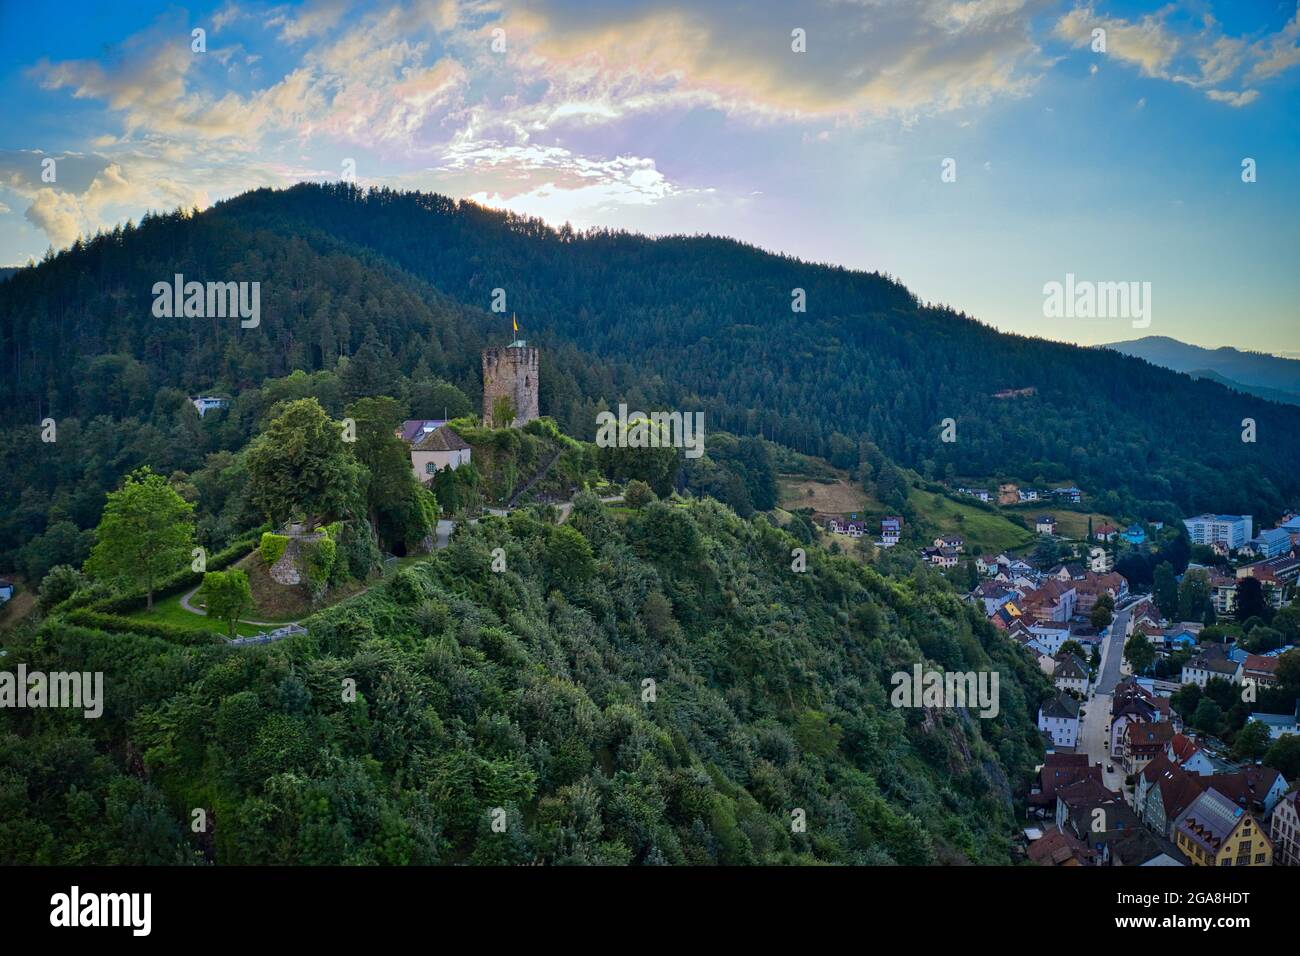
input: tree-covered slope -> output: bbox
[3,182,1296,528]
[2,496,1048,865]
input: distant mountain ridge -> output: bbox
[1104,336,1300,397]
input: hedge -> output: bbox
[260,532,289,566]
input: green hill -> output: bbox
[4,494,1050,864]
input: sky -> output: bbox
[1,0,1298,354]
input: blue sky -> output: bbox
[2,0,1298,353]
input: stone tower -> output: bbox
[482,341,539,428]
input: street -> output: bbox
[1076,603,1134,794]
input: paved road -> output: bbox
[1073,603,1135,795]
[179,584,290,627]
[1096,605,1131,696]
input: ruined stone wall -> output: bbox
[482,346,539,427]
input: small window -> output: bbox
[425,462,436,474]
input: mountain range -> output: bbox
[2,183,1298,531]
[1104,336,1300,406]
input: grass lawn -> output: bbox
[1002,504,1121,541]
[908,489,1035,555]
[778,473,881,515]
[127,590,265,638]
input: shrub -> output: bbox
[260,532,289,566]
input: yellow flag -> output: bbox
[512,314,519,333]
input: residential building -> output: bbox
[1027,827,1096,866]
[1251,527,1292,559]
[1123,721,1176,776]
[1028,753,1104,818]
[1236,555,1300,607]
[1019,579,1077,623]
[1181,648,1242,687]
[1242,654,1279,688]
[828,517,867,538]
[933,534,963,552]
[1174,789,1272,867]
[1184,514,1254,550]
[1248,702,1300,741]
[398,419,449,442]
[1270,791,1300,867]
[1121,524,1146,546]
[975,554,1000,576]
[0,575,13,604]
[1053,652,1091,696]
[1035,515,1056,535]
[879,516,903,547]
[410,424,472,479]
[1088,546,1113,573]
[1053,486,1083,504]
[190,396,229,418]
[1039,692,1081,749]
[1094,523,1119,542]
[1208,570,1237,616]
[1136,755,1205,840]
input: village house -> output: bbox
[975,554,1000,576]
[1208,570,1238,616]
[1270,791,1300,867]
[1135,755,1206,840]
[1247,702,1300,741]
[1088,546,1113,573]
[1236,555,1300,608]
[190,396,230,418]
[1166,733,1227,778]
[408,423,472,479]
[1053,652,1091,696]
[1242,654,1280,688]
[1121,524,1146,546]
[1093,523,1118,542]
[1039,691,1081,750]
[1122,721,1177,777]
[1018,579,1077,623]
[1109,679,1171,758]
[1180,647,1242,688]
[932,534,964,552]
[879,516,903,547]
[1052,486,1083,504]
[1027,827,1096,866]
[1174,789,1273,867]
[827,517,867,538]
[975,581,1019,616]
[0,575,13,604]
[1035,515,1056,535]
[1028,753,1104,819]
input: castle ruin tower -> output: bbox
[482,329,539,428]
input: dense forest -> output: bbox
[2,183,1297,578]
[2,493,1049,864]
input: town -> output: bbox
[814,490,1300,867]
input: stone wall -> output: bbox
[482,345,539,428]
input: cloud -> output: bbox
[1054,3,1300,106]
[1205,88,1259,107]
[494,0,1046,122]
[24,189,85,248]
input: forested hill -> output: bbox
[3,181,1298,520]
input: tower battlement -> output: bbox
[482,344,539,428]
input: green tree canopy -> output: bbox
[244,398,366,531]
[85,466,195,609]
